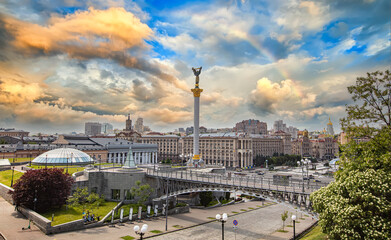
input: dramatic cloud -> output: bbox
[2,7,189,91]
[4,7,152,54]
[141,108,192,125]
[0,0,389,133]
[249,77,316,115]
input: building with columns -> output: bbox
[91,138,158,165]
[182,133,254,168]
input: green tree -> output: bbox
[281,210,288,231]
[311,70,391,240]
[199,191,213,207]
[130,180,153,205]
[67,187,105,210]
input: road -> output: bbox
[0,197,315,240]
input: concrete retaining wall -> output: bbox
[167,205,190,215]
[0,183,13,204]
[18,206,52,234]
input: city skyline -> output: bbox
[0,0,389,134]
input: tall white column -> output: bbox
[191,87,203,164]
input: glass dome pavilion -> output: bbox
[32,148,93,165]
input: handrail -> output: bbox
[146,169,325,195]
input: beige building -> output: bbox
[251,135,284,157]
[234,119,267,135]
[310,137,339,160]
[271,131,291,154]
[182,133,253,168]
[0,128,29,138]
[291,130,311,157]
[141,135,181,163]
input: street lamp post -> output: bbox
[292,215,296,240]
[10,166,15,187]
[216,213,228,240]
[165,178,169,231]
[297,160,305,192]
[134,224,148,240]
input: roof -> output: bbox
[142,135,179,138]
[32,148,93,165]
[0,159,10,166]
[91,138,130,146]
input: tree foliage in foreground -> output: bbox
[130,180,153,205]
[10,168,74,213]
[311,70,391,239]
[67,187,104,210]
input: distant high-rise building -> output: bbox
[273,120,287,132]
[135,117,144,133]
[287,126,299,139]
[101,123,113,134]
[178,128,185,133]
[125,114,132,131]
[234,119,267,134]
[327,117,334,136]
[85,122,101,136]
[186,126,194,135]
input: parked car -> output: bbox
[313,179,321,182]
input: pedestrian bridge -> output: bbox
[146,168,327,211]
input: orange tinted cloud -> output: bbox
[142,108,192,125]
[3,7,188,91]
[5,7,152,55]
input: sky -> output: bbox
[0,0,390,135]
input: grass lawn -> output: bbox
[29,165,85,175]
[173,225,183,229]
[9,158,32,163]
[150,230,162,234]
[206,200,219,207]
[0,169,24,187]
[42,201,118,226]
[231,211,239,214]
[121,236,135,240]
[301,225,328,240]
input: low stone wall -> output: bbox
[167,205,190,215]
[18,206,52,234]
[50,219,103,234]
[0,183,13,204]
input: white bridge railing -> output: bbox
[146,168,327,195]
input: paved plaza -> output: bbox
[0,196,315,240]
